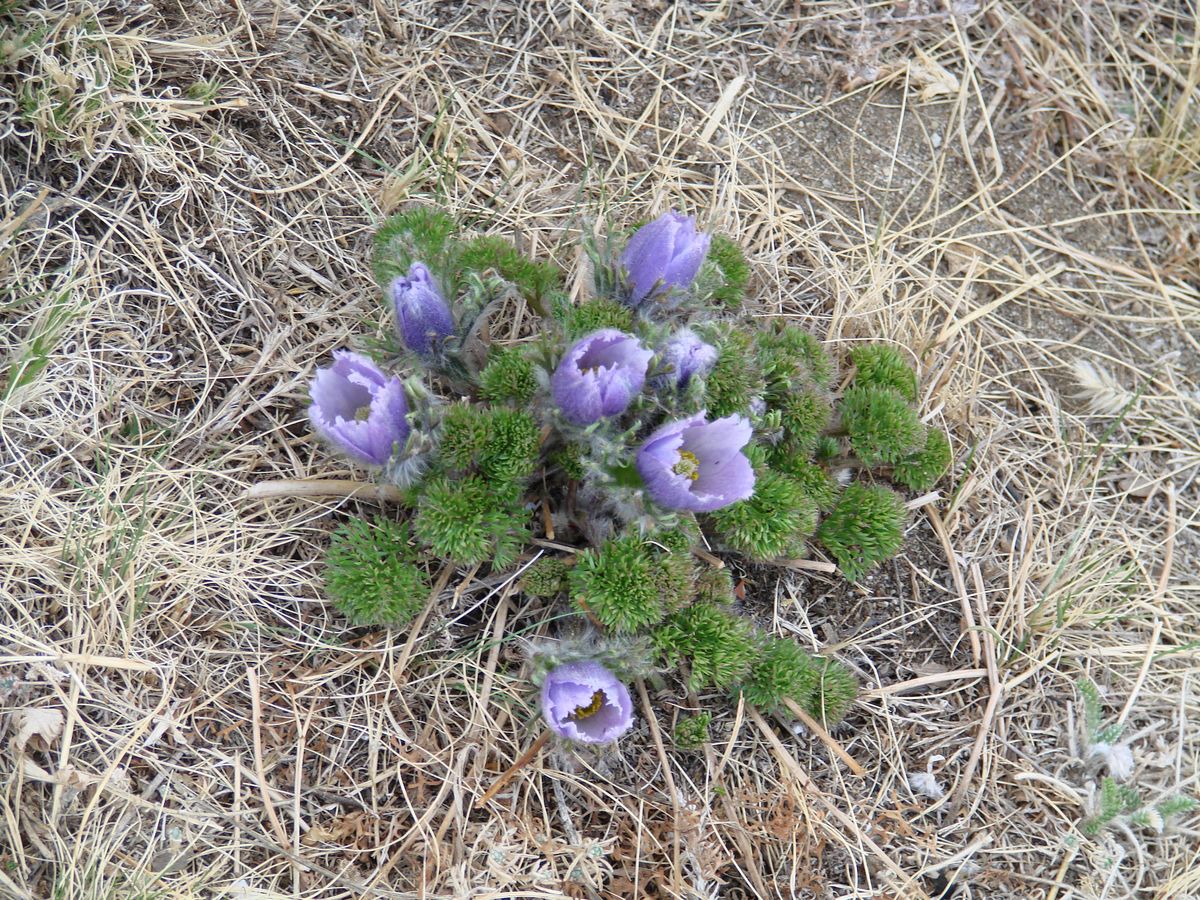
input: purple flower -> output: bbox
[636,413,755,512]
[621,211,711,306]
[551,329,653,425]
[541,660,634,744]
[390,262,454,357]
[655,328,718,389]
[308,350,410,466]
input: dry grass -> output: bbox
[2,0,1198,897]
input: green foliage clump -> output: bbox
[413,475,528,568]
[551,442,585,480]
[776,390,833,455]
[740,637,816,711]
[709,464,817,560]
[439,404,492,471]
[653,602,757,691]
[673,711,712,750]
[817,484,905,581]
[703,330,764,418]
[478,409,541,485]
[520,557,571,597]
[814,435,841,462]
[704,234,750,308]
[373,208,458,288]
[456,235,559,304]
[558,296,634,341]
[840,385,925,466]
[570,534,663,632]
[850,345,917,402]
[769,452,839,511]
[892,428,952,491]
[806,657,858,726]
[323,519,429,626]
[694,567,735,605]
[479,346,538,405]
[651,547,697,612]
[758,324,833,389]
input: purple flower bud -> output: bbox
[621,211,711,306]
[551,329,653,425]
[308,350,410,467]
[541,660,634,744]
[655,328,718,389]
[636,413,755,512]
[390,262,454,357]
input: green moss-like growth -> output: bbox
[850,344,917,402]
[653,602,757,691]
[706,234,750,308]
[840,385,925,466]
[892,428,952,491]
[569,534,663,632]
[651,548,697,613]
[759,324,833,389]
[709,465,817,560]
[373,207,458,288]
[551,443,585,480]
[673,711,712,750]
[769,452,839,511]
[478,409,541,486]
[520,557,571,597]
[740,637,817,711]
[413,475,529,569]
[559,297,634,341]
[805,657,858,726]
[456,234,559,304]
[694,567,735,605]
[479,346,538,405]
[704,330,764,418]
[439,403,492,471]
[816,484,905,582]
[777,390,833,455]
[324,519,429,626]
[814,435,842,462]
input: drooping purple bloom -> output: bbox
[551,329,653,426]
[390,262,454,357]
[636,413,755,512]
[655,328,718,389]
[541,660,634,744]
[621,211,711,306]
[308,350,410,467]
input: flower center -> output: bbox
[568,690,607,721]
[353,404,373,422]
[672,450,700,481]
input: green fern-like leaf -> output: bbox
[569,534,663,632]
[412,475,529,568]
[709,466,817,560]
[324,518,429,626]
[558,296,634,341]
[1083,777,1143,835]
[892,428,952,491]
[479,346,538,405]
[373,207,458,288]
[520,557,571,597]
[673,711,713,750]
[653,602,757,691]
[805,657,858,726]
[1156,795,1198,820]
[840,385,925,466]
[740,638,817,711]
[816,483,905,581]
[850,345,918,402]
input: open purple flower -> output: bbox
[551,329,653,425]
[308,350,410,467]
[621,211,711,306]
[655,328,718,389]
[636,413,755,512]
[390,262,454,357]
[541,660,634,744]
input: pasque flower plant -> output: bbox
[302,202,953,754]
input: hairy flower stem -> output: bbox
[474,729,552,807]
[244,479,405,503]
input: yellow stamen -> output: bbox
[568,690,606,721]
[353,404,372,422]
[672,450,700,481]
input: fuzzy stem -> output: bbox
[474,729,551,807]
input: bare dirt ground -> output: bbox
[2,1,1198,897]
